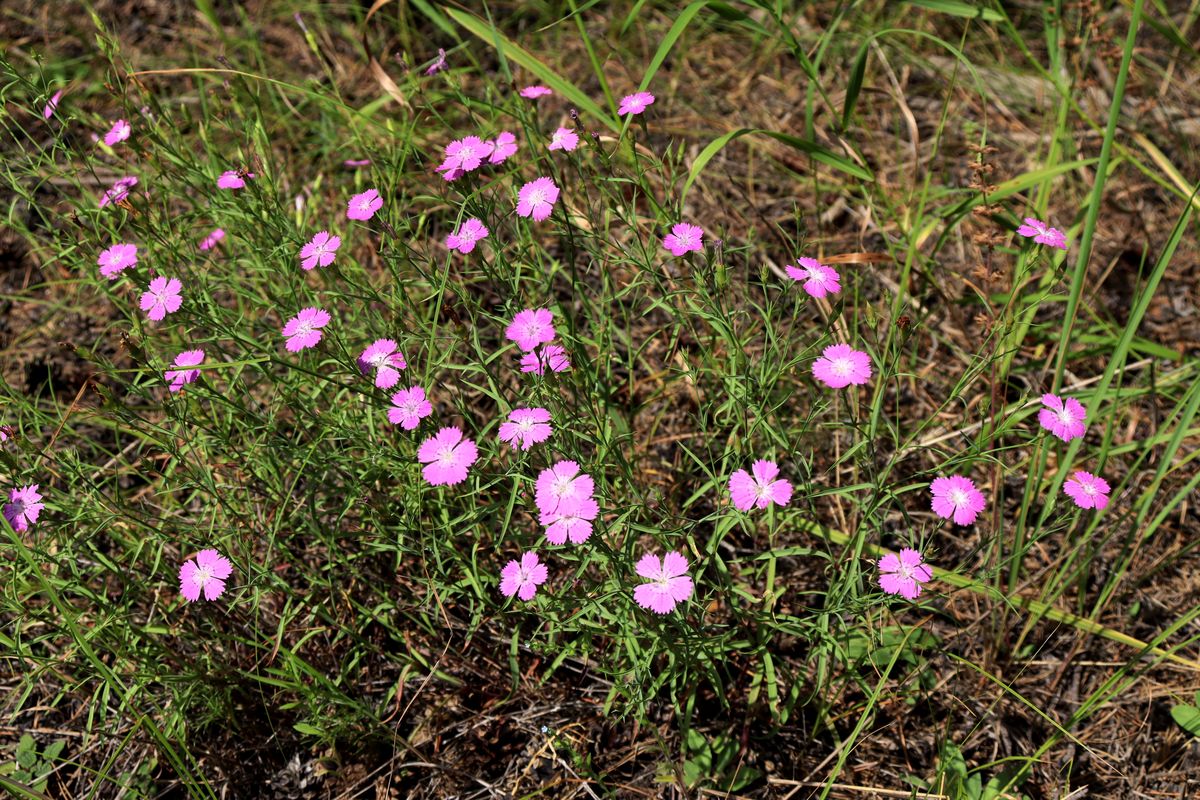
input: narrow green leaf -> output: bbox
[683,127,872,202]
[640,1,711,91]
[443,7,618,132]
[905,0,1005,22]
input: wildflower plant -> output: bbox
[0,7,1192,797]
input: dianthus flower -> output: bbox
[505,308,556,352]
[633,551,693,613]
[166,349,205,393]
[358,339,407,388]
[217,170,253,189]
[104,119,131,146]
[549,126,579,152]
[542,496,598,545]
[387,386,432,430]
[535,460,594,516]
[662,223,704,257]
[488,131,518,164]
[728,460,792,511]
[436,136,494,181]
[520,85,552,99]
[199,228,225,251]
[3,484,44,533]
[99,175,138,207]
[619,91,655,116]
[500,551,548,600]
[42,90,62,119]
[786,257,841,298]
[1064,471,1110,510]
[811,344,872,388]
[1016,217,1068,250]
[516,177,559,221]
[520,344,570,375]
[498,407,552,450]
[179,549,232,602]
[299,231,340,270]
[418,426,478,486]
[282,307,330,352]
[1038,394,1087,442]
[930,475,987,525]
[139,277,183,321]
[97,243,137,279]
[446,218,489,254]
[878,548,932,600]
[347,188,383,220]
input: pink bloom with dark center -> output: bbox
[662,223,704,257]
[179,549,232,602]
[535,460,593,516]
[97,243,138,279]
[633,551,693,614]
[488,131,518,164]
[42,90,63,119]
[446,218,489,254]
[542,496,598,545]
[498,407,552,451]
[282,307,330,352]
[505,308,556,352]
[199,228,225,251]
[139,277,183,321]
[549,126,579,152]
[417,426,478,486]
[500,551,548,601]
[520,344,570,375]
[436,136,494,181]
[358,338,407,388]
[4,484,44,533]
[619,91,655,116]
[878,548,932,600]
[217,170,253,189]
[299,231,341,270]
[1016,217,1068,250]
[104,119,131,146]
[1064,471,1110,510]
[728,460,792,511]
[1038,394,1087,442]
[388,386,432,430]
[166,349,205,393]
[516,177,559,221]
[99,176,138,207]
[520,85,552,99]
[786,257,841,298]
[811,344,872,388]
[930,475,987,525]
[347,189,383,220]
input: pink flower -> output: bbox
[542,496,598,545]
[166,349,205,393]
[436,136,494,181]
[425,48,447,75]
[728,460,792,511]
[4,484,44,533]
[488,131,518,165]
[179,549,232,602]
[99,175,138,207]
[418,426,478,486]
[1038,394,1087,442]
[104,119,131,146]
[358,338,407,388]
[217,170,253,189]
[1016,217,1068,250]
[786,257,841,298]
[535,460,593,516]
[344,159,371,168]
[282,307,330,352]
[139,277,183,321]
[499,551,548,601]
[549,126,579,152]
[97,243,138,279]
[520,344,570,375]
[878,548,932,600]
[387,386,432,430]
[811,344,872,388]
[619,91,655,116]
[299,231,341,270]
[498,407,552,450]
[446,218,489,254]
[42,90,62,119]
[516,177,559,221]
[930,475,987,525]
[633,551,693,614]
[520,85,552,99]
[505,308,556,352]
[1063,471,1110,510]
[347,189,383,220]
[199,228,225,251]
[662,223,704,257]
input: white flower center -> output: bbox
[194,564,213,587]
[458,144,475,160]
[436,445,457,465]
[894,562,914,582]
[516,418,534,433]
[949,489,970,507]
[1057,408,1075,425]
[831,358,853,376]
[293,321,314,337]
[528,189,546,205]
[1082,482,1097,496]
[807,267,825,282]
